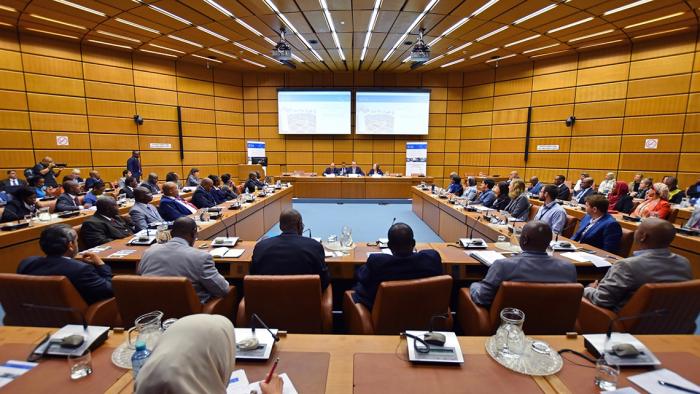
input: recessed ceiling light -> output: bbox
[504,34,540,47]
[291,54,305,63]
[471,0,499,17]
[440,58,465,68]
[233,41,260,55]
[530,49,568,58]
[196,26,230,41]
[204,0,234,17]
[578,39,623,49]
[624,12,684,29]
[97,30,141,43]
[360,0,381,61]
[0,5,17,12]
[167,35,203,47]
[261,54,283,64]
[320,0,345,61]
[476,25,508,42]
[148,43,185,54]
[262,0,323,61]
[30,14,86,30]
[0,21,12,27]
[147,4,192,25]
[26,27,78,39]
[429,17,467,46]
[513,3,557,25]
[192,54,222,63]
[139,48,178,57]
[423,54,445,65]
[88,39,132,49]
[382,0,439,62]
[447,41,473,55]
[604,0,652,16]
[208,48,237,59]
[568,29,614,42]
[486,53,516,63]
[633,26,688,39]
[522,43,559,54]
[53,0,106,17]
[547,17,593,34]
[116,18,160,34]
[242,58,266,67]
[470,47,498,59]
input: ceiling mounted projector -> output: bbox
[272,26,292,61]
[410,28,430,63]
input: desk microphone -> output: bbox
[424,313,449,346]
[391,217,396,226]
[554,219,578,242]
[251,313,280,342]
[303,227,312,238]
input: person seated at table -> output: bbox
[352,223,442,310]
[491,181,511,211]
[29,176,47,199]
[573,172,588,193]
[631,177,652,199]
[507,171,519,184]
[84,170,102,190]
[463,176,478,201]
[686,177,700,199]
[631,182,671,220]
[130,187,165,232]
[573,177,595,204]
[140,173,161,194]
[165,171,181,188]
[83,180,105,208]
[209,175,236,203]
[18,224,113,305]
[192,178,217,209]
[71,168,84,183]
[368,163,384,176]
[80,196,134,249]
[251,209,330,289]
[186,168,201,187]
[664,176,686,204]
[572,194,622,254]
[470,221,576,306]
[0,170,27,195]
[527,176,543,195]
[139,217,230,303]
[119,176,138,199]
[447,175,464,196]
[1,186,37,223]
[158,182,197,221]
[504,179,530,221]
[598,172,616,195]
[584,218,691,312]
[477,178,497,207]
[534,185,567,235]
[55,180,82,212]
[608,181,633,214]
[220,173,238,196]
[243,172,263,194]
[323,162,338,176]
[348,161,364,176]
[629,173,643,196]
[554,175,570,201]
[686,205,700,229]
[117,169,131,189]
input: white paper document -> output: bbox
[210,248,245,258]
[0,360,37,388]
[469,250,506,266]
[227,371,297,394]
[561,252,612,267]
[628,368,700,394]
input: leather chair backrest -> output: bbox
[528,205,538,221]
[112,275,202,326]
[42,199,57,214]
[243,275,324,333]
[618,280,700,334]
[72,225,86,251]
[562,215,579,238]
[372,275,452,335]
[619,228,635,257]
[489,281,584,335]
[0,274,88,326]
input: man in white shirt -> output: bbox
[573,172,588,193]
[1,170,27,195]
[598,172,616,195]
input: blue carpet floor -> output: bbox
[263,199,443,243]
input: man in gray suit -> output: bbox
[470,221,577,306]
[129,187,165,232]
[584,218,692,311]
[138,217,230,303]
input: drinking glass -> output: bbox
[68,351,93,380]
[594,358,619,391]
[38,207,51,222]
[24,214,34,226]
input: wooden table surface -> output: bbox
[1,326,698,394]
[279,175,433,199]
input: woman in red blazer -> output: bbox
[632,182,671,219]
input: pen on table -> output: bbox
[264,357,280,384]
[659,380,700,394]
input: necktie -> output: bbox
[74,197,80,206]
[11,179,16,186]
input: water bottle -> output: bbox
[131,340,151,378]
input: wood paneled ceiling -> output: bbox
[0,0,698,72]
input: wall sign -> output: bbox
[644,139,658,150]
[150,143,172,149]
[56,136,69,146]
[536,144,559,151]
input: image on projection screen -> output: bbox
[278,90,351,134]
[356,90,430,135]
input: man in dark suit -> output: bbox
[84,170,102,190]
[127,150,142,181]
[554,175,571,201]
[192,178,217,209]
[0,170,27,195]
[129,187,165,232]
[348,161,364,176]
[119,176,138,199]
[323,162,338,176]
[140,173,160,194]
[18,224,113,304]
[573,177,595,204]
[352,223,443,310]
[32,156,63,188]
[572,194,622,254]
[158,182,197,221]
[55,180,82,212]
[1,186,37,222]
[80,196,134,249]
[251,209,329,289]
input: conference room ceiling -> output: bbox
[0,0,697,73]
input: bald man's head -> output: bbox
[519,221,553,252]
[133,186,153,203]
[171,217,198,245]
[95,196,118,217]
[279,209,303,234]
[162,182,178,197]
[200,177,213,191]
[387,223,416,257]
[635,218,676,249]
